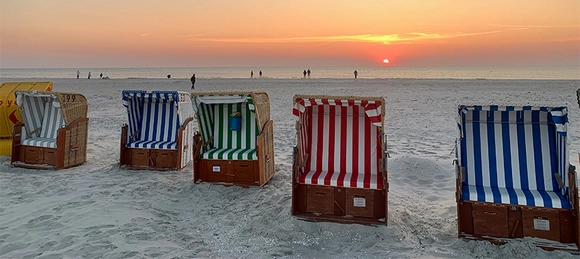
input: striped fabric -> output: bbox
[39,101,64,139]
[197,101,259,160]
[293,98,383,127]
[295,100,383,189]
[18,94,64,148]
[202,148,257,160]
[22,137,57,148]
[122,91,184,150]
[458,105,570,209]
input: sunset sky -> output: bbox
[1,0,579,68]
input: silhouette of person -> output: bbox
[259,70,262,78]
[88,72,91,79]
[100,73,103,79]
[77,70,80,79]
[354,70,358,79]
[251,70,254,78]
[303,70,307,78]
[190,74,196,89]
[307,69,311,78]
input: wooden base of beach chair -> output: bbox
[119,123,191,171]
[457,165,579,252]
[457,201,579,252]
[120,147,181,171]
[292,183,388,225]
[194,159,263,187]
[11,119,88,170]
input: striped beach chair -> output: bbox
[291,95,388,225]
[11,91,88,169]
[456,105,578,251]
[120,90,194,170]
[191,92,274,187]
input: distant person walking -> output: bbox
[190,74,196,89]
[259,70,262,78]
[354,70,358,79]
[303,70,307,78]
[88,72,91,79]
[307,69,311,78]
[76,70,80,79]
[251,70,254,78]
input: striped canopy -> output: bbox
[15,92,65,145]
[293,97,383,127]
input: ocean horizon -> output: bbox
[1,66,578,80]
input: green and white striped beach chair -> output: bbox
[191,92,275,187]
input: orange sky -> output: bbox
[1,0,579,68]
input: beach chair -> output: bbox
[11,91,88,169]
[456,105,578,251]
[0,82,52,155]
[291,95,388,225]
[190,92,274,187]
[119,90,194,170]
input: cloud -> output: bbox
[189,29,525,45]
[140,33,149,37]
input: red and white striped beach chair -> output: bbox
[456,105,578,251]
[292,95,388,224]
[119,90,194,170]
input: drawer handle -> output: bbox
[315,192,327,195]
[484,211,497,215]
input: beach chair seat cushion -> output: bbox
[201,147,258,160]
[462,184,570,209]
[299,170,384,189]
[127,140,177,150]
[21,137,57,148]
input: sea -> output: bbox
[0,66,579,80]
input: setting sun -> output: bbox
[383,59,390,64]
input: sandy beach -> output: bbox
[0,77,579,258]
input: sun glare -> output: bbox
[383,59,390,64]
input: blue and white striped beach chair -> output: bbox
[120,90,194,170]
[191,92,274,186]
[456,105,578,251]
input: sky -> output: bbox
[1,0,579,68]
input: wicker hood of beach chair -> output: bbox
[190,91,275,187]
[291,95,388,225]
[455,104,579,252]
[11,90,89,170]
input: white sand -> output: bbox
[0,77,579,258]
